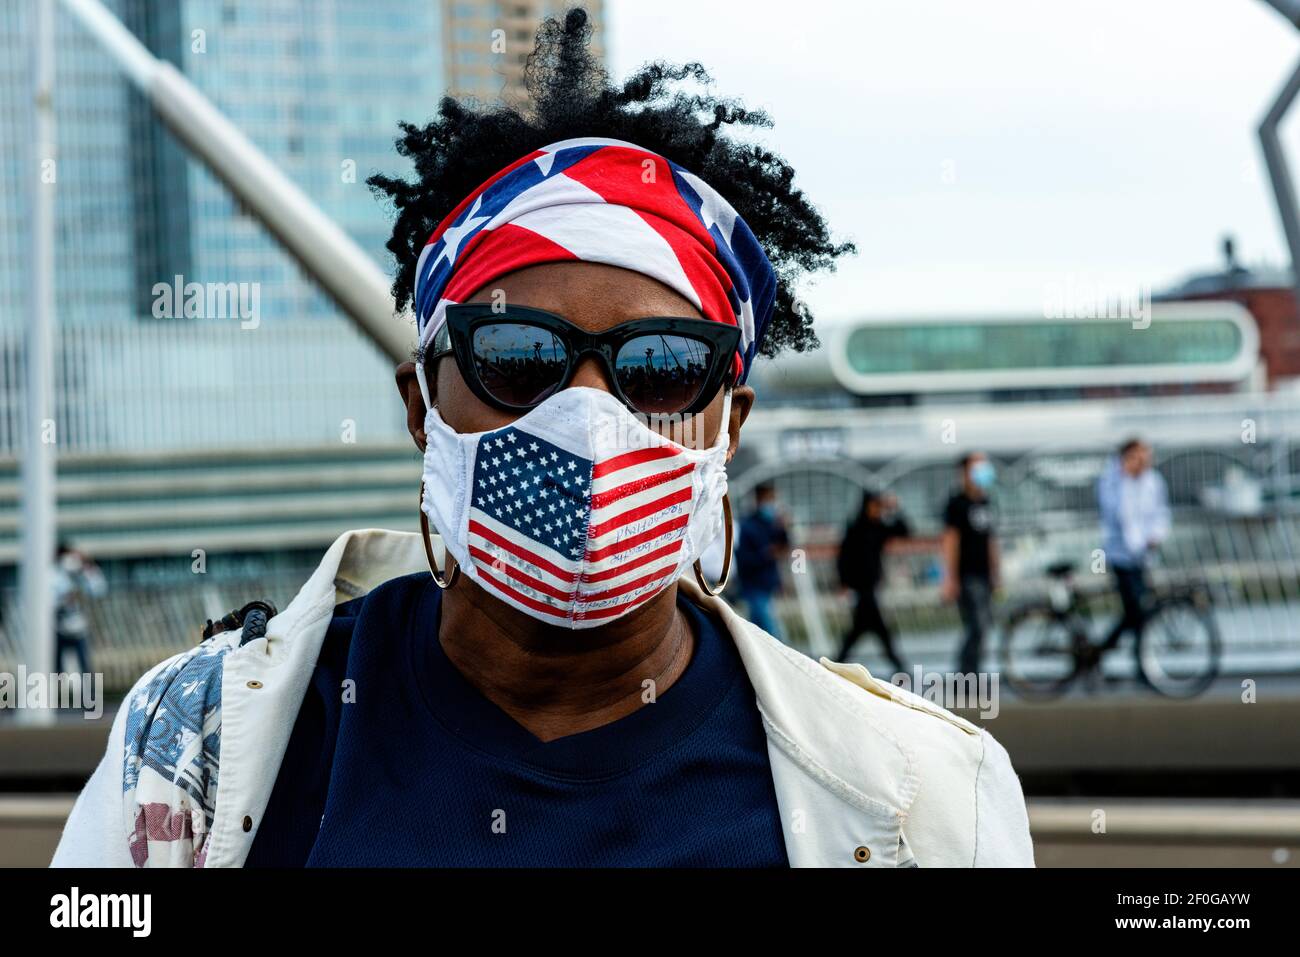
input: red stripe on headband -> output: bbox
[632,210,737,333]
[442,224,579,304]
[562,148,719,256]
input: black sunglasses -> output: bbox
[427,304,740,416]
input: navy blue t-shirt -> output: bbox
[246,573,789,867]
[736,510,788,593]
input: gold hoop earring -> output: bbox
[419,482,460,589]
[693,493,733,597]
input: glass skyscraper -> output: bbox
[0,0,136,328]
[132,0,445,322]
[0,0,446,329]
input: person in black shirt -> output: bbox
[942,452,1001,675]
[836,491,910,676]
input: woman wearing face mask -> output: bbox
[53,9,1032,869]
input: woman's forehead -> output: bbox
[464,262,705,330]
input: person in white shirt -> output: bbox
[52,542,107,675]
[1096,438,1171,669]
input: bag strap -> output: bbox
[201,599,278,645]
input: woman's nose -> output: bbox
[569,353,616,394]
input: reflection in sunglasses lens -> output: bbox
[471,323,568,407]
[615,335,713,415]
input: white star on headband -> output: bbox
[679,170,737,247]
[432,195,490,274]
[534,152,558,176]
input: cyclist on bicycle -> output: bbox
[1097,438,1170,668]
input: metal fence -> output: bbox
[0,318,407,454]
[726,393,1300,670]
[0,567,314,694]
[760,509,1300,664]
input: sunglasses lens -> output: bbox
[615,335,716,415]
[470,323,569,407]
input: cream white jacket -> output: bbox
[52,528,1034,868]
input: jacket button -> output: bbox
[242,816,253,832]
[246,680,263,689]
[854,845,871,863]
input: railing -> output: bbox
[713,393,1300,673]
[5,335,1300,690]
[758,508,1300,673]
[0,567,316,694]
[0,318,408,455]
[5,506,1299,696]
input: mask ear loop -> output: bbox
[693,385,734,596]
[415,357,433,410]
[414,350,460,588]
[716,386,733,450]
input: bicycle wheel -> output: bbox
[999,605,1081,700]
[1136,597,1221,698]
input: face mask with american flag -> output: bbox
[420,385,731,628]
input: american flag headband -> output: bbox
[411,135,778,412]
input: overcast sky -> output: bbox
[606,0,1300,324]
